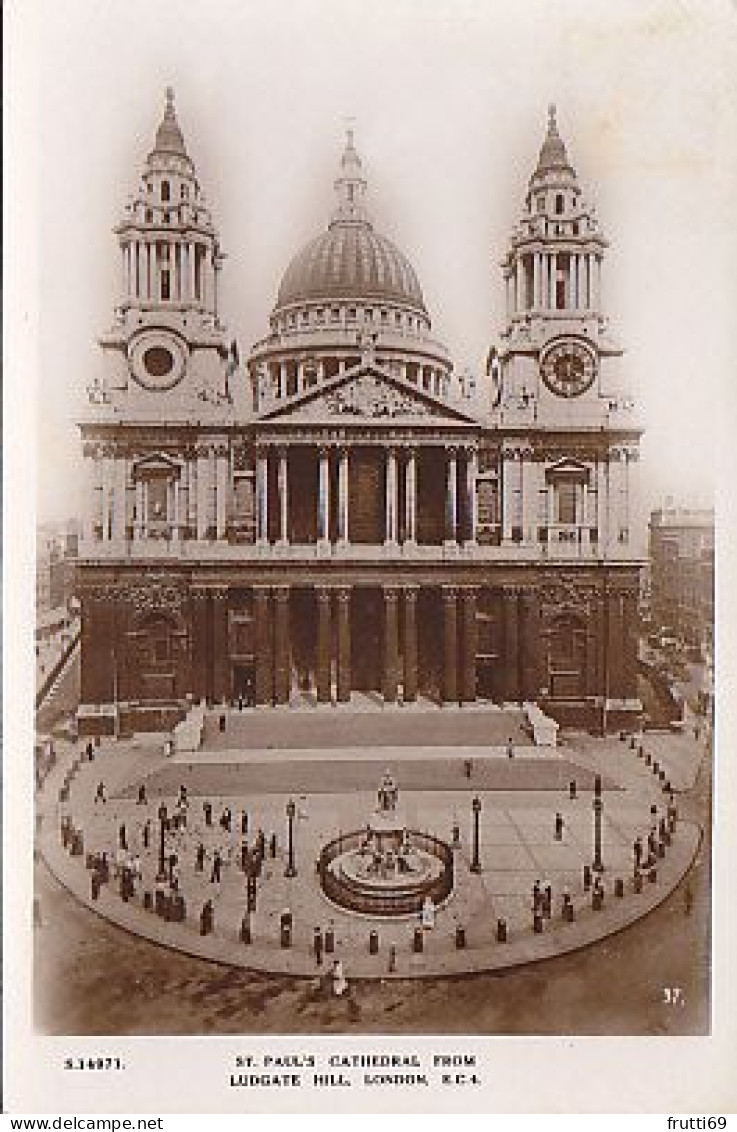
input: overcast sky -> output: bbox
[15,0,736,526]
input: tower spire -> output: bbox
[533,102,575,180]
[151,85,189,161]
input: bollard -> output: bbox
[663,829,671,846]
[173,895,186,922]
[592,890,603,911]
[544,886,552,917]
[563,901,575,923]
[324,928,335,954]
[369,929,379,955]
[91,873,101,901]
[638,744,644,759]
[496,918,507,943]
[645,753,652,767]
[569,780,577,799]
[583,864,592,891]
[633,871,643,894]
[614,877,625,898]
[143,891,153,911]
[533,912,544,934]
[455,925,466,949]
[280,911,293,949]
[630,736,637,750]
[413,927,424,953]
[653,760,659,774]
[554,813,563,841]
[659,769,666,782]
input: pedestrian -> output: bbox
[544,884,552,916]
[95,781,106,805]
[332,959,348,997]
[143,820,151,850]
[221,807,232,833]
[168,851,178,885]
[554,812,564,840]
[119,823,127,850]
[86,740,93,761]
[196,842,205,872]
[313,927,324,967]
[269,831,278,858]
[464,758,473,780]
[634,836,643,867]
[137,784,147,806]
[204,801,212,827]
[238,694,244,712]
[211,849,222,884]
[506,737,514,759]
[532,880,541,912]
[241,810,249,836]
[257,828,266,858]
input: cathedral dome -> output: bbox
[273,130,427,317]
[276,223,427,314]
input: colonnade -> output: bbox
[255,444,479,548]
[120,237,216,308]
[506,250,602,316]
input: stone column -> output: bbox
[465,449,478,546]
[277,448,289,545]
[254,587,272,707]
[442,586,459,704]
[336,587,351,703]
[516,256,525,311]
[570,253,578,310]
[588,253,597,311]
[445,448,458,546]
[607,586,625,699]
[533,253,541,310]
[316,587,332,704]
[403,587,418,703]
[503,585,520,702]
[405,448,417,545]
[520,588,542,701]
[317,447,330,549]
[172,476,181,542]
[216,450,228,540]
[461,587,478,704]
[383,586,400,703]
[273,586,291,705]
[111,457,127,544]
[191,589,210,703]
[550,252,558,309]
[188,241,196,303]
[256,447,268,546]
[196,448,210,540]
[133,479,144,541]
[622,587,639,700]
[385,448,398,545]
[212,588,230,704]
[337,448,349,545]
[501,452,515,543]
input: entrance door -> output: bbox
[351,588,382,692]
[417,589,443,701]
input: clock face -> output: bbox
[541,340,597,398]
[129,330,188,391]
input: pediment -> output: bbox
[259,364,480,427]
[133,453,182,478]
[545,457,590,482]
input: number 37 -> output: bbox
[663,987,684,1005]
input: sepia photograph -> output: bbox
[5,0,736,1115]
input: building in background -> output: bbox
[75,93,644,736]
[649,503,714,654]
[36,519,80,617]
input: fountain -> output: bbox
[318,770,454,917]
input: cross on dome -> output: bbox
[333,125,370,226]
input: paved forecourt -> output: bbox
[38,717,704,980]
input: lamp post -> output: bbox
[157,803,169,881]
[592,774,604,873]
[471,796,482,874]
[285,799,297,878]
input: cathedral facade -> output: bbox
[76,92,643,736]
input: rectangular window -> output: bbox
[557,481,576,525]
[161,180,171,203]
[161,270,170,300]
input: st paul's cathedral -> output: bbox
[77,92,644,735]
